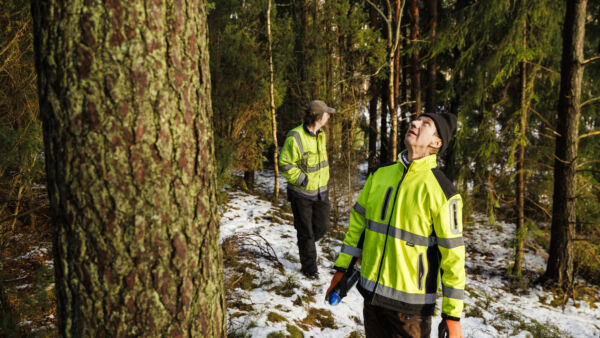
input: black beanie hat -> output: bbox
[420,113,457,153]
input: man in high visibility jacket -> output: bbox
[326,113,465,338]
[279,100,334,279]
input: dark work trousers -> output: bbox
[289,196,330,275]
[363,302,432,338]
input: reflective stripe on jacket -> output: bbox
[279,124,329,199]
[335,151,466,319]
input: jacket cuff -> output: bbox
[333,266,347,273]
[442,313,461,322]
[301,175,308,187]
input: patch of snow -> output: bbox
[15,246,49,260]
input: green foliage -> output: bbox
[208,0,293,188]
[0,0,44,207]
[1,1,46,331]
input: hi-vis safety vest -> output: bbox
[335,151,466,320]
[279,125,329,198]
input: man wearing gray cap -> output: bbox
[279,100,335,279]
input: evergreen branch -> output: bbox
[580,96,600,107]
[333,64,386,86]
[582,55,600,65]
[525,197,551,219]
[0,23,27,59]
[524,61,559,77]
[0,204,47,226]
[528,107,557,134]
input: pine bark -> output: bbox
[31,0,225,336]
[544,0,587,288]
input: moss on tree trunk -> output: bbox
[31,0,225,335]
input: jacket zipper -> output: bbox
[380,187,394,221]
[370,162,410,302]
[417,253,424,290]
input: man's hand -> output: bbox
[438,319,462,338]
[324,271,344,301]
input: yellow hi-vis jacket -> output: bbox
[334,151,466,320]
[279,124,329,199]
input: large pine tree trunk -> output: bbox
[31,0,226,335]
[544,0,587,288]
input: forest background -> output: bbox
[1,0,599,335]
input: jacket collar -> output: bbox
[399,150,437,172]
[302,124,321,137]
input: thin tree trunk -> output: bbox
[244,170,255,190]
[368,0,404,161]
[425,0,437,115]
[31,0,225,335]
[393,0,402,154]
[368,83,379,173]
[513,7,528,277]
[544,0,587,288]
[380,80,389,164]
[267,0,279,200]
[400,33,409,141]
[409,0,421,116]
[294,0,310,108]
[368,1,380,172]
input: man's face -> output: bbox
[404,116,441,151]
[318,112,330,127]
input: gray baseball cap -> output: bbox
[306,100,335,115]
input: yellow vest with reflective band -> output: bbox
[335,151,466,319]
[279,124,329,198]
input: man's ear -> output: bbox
[430,136,442,150]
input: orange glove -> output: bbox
[447,320,462,338]
[324,271,344,301]
[438,319,462,338]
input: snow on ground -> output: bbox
[221,168,600,337]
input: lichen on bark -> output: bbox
[31,0,225,336]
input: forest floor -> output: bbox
[221,166,600,338]
[3,165,600,337]
[1,213,56,337]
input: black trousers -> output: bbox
[363,302,432,338]
[289,196,330,274]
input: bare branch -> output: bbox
[582,55,600,65]
[581,96,600,107]
[366,0,390,24]
[579,130,600,139]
